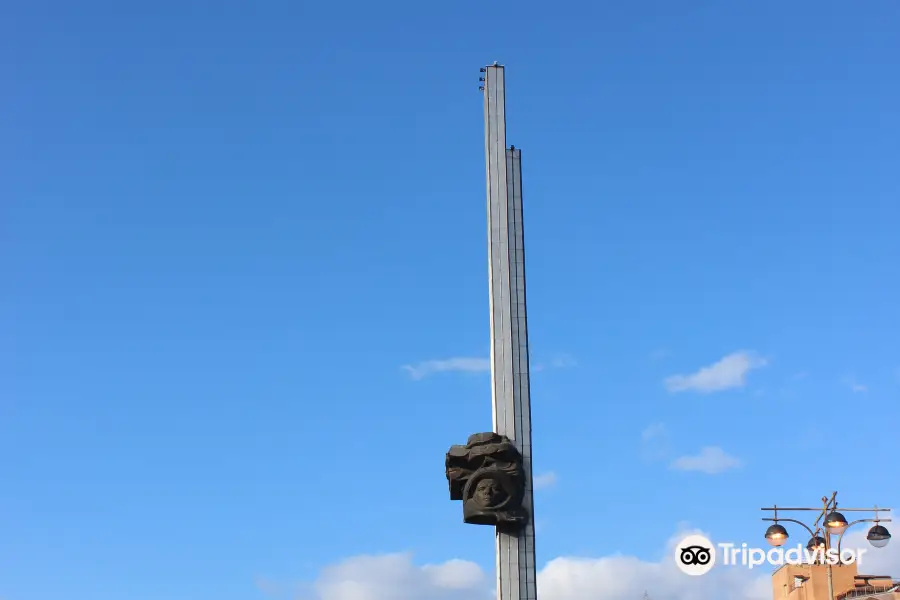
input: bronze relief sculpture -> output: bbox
[446,432,527,529]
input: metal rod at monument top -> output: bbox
[444,62,537,600]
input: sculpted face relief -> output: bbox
[445,432,527,528]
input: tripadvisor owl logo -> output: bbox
[675,534,716,576]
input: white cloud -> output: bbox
[849,380,868,393]
[642,423,666,442]
[533,472,557,490]
[263,527,772,600]
[402,358,490,380]
[403,354,574,379]
[301,553,490,600]
[640,423,671,461]
[670,446,742,474]
[840,528,900,574]
[532,354,577,372]
[255,576,282,596]
[840,376,868,393]
[664,351,767,393]
[550,354,577,368]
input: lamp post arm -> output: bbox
[773,518,818,540]
[837,518,893,554]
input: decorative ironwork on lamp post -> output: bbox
[761,492,892,600]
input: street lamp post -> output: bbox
[761,493,892,600]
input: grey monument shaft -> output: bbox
[484,63,537,600]
[443,63,536,600]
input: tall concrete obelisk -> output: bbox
[483,62,537,600]
[443,62,536,600]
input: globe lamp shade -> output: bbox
[867,525,891,549]
[806,535,826,551]
[824,512,849,535]
[766,524,789,547]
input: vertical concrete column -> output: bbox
[483,63,537,600]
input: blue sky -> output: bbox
[2,1,899,599]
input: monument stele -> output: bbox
[445,63,537,600]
